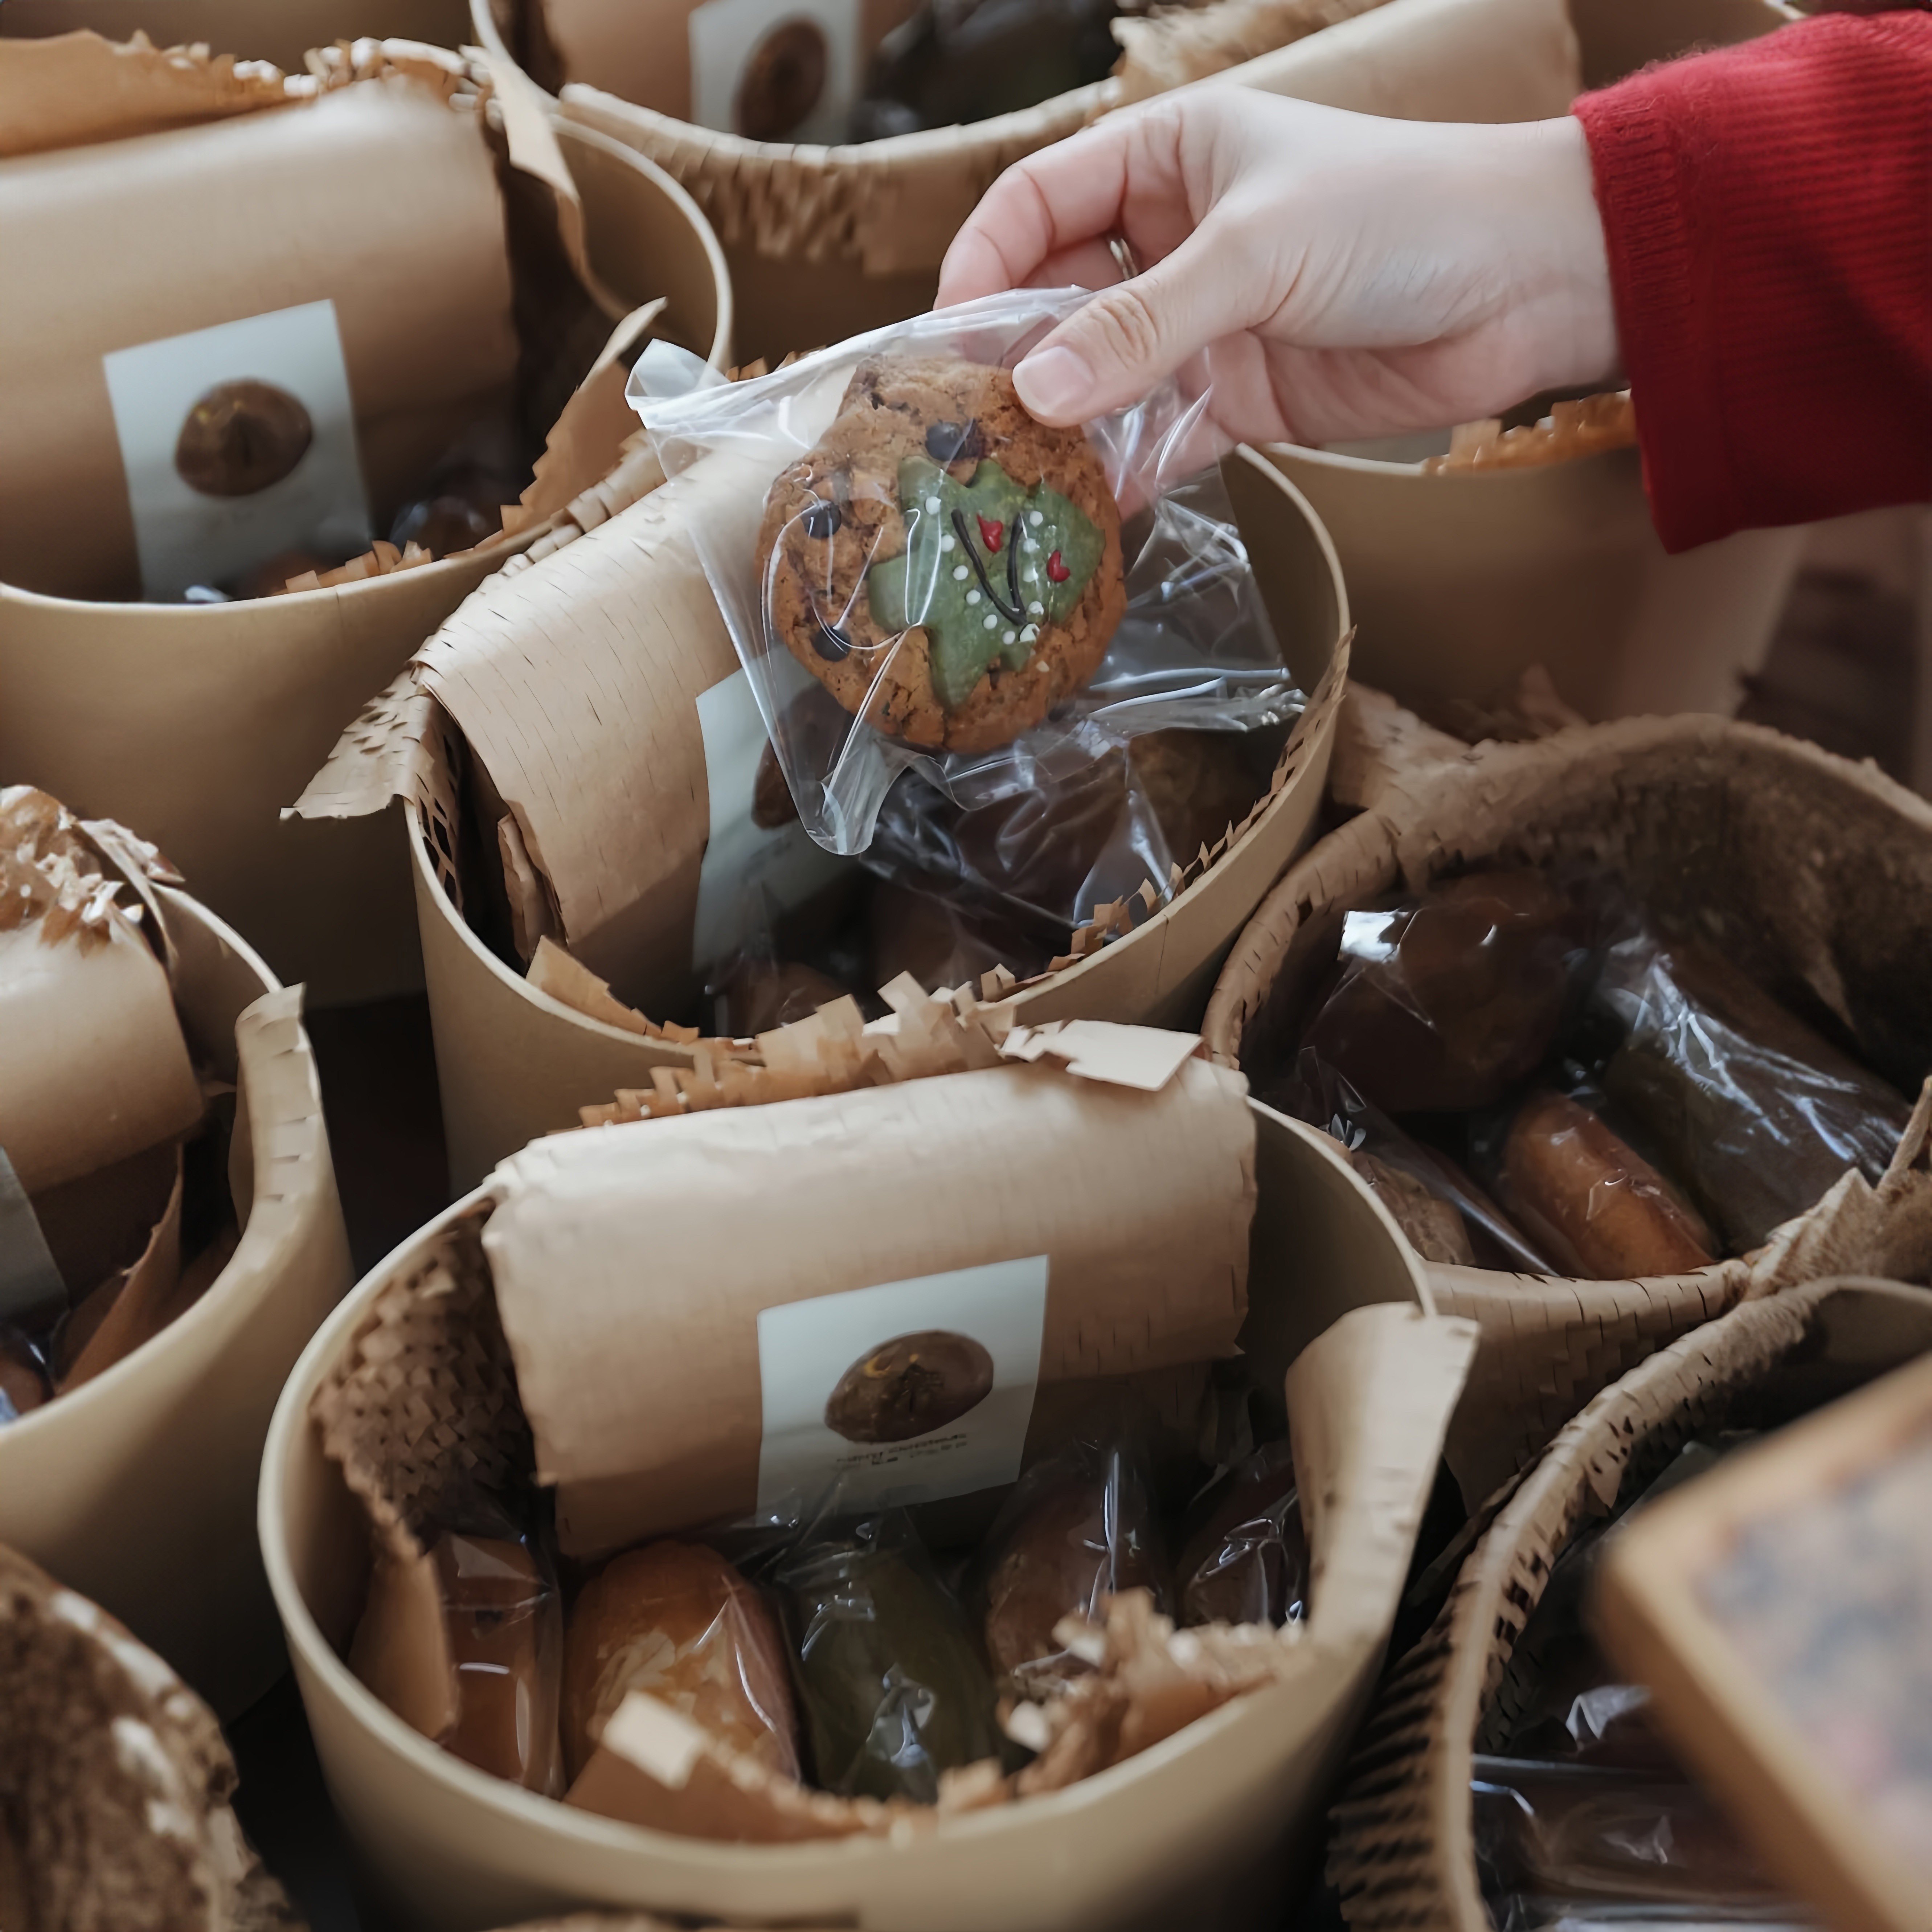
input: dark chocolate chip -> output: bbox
[811,607,852,661]
[801,497,842,540]
[924,419,985,464]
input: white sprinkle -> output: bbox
[1003,629,1017,644]
[1020,624,1039,642]
[1028,599,1044,615]
[983,613,998,630]
[952,564,969,581]
[939,534,956,552]
[924,496,942,514]
[1023,539,1040,554]
[1028,510,1044,526]
[966,590,980,606]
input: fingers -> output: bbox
[935,110,1180,307]
[1012,219,1267,423]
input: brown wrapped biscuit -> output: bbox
[1496,1091,1716,1280]
[562,1540,798,1785]
[757,357,1126,754]
[979,1445,1167,1693]
[1306,871,1587,1115]
[433,1531,562,1792]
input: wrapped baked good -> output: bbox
[635,293,1302,859]
[562,1540,798,1784]
[1595,936,1912,1252]
[973,1435,1169,1697]
[1303,872,1594,1116]
[1262,1048,1558,1273]
[1173,1440,1306,1629]
[1483,1090,1716,1281]
[431,1528,564,1794]
[771,1511,1002,1803]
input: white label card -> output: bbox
[688,0,861,146]
[102,299,372,601]
[691,666,849,973]
[756,1255,1049,1518]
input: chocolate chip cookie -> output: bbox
[756,357,1127,754]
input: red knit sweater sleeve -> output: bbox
[1573,12,1932,553]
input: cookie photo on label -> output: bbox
[823,1330,997,1444]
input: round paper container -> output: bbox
[0,116,730,1010]
[1324,1275,1932,1931]
[1254,439,1806,723]
[411,447,1350,1190]
[1204,707,1932,1507]
[0,887,352,1722]
[261,1105,1430,1932]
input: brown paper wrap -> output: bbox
[0,45,518,601]
[0,789,203,1198]
[485,1055,1254,1551]
[0,1544,302,1932]
[1207,687,1932,1505]
[1326,1276,1932,1932]
[1112,0,1395,106]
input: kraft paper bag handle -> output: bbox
[467,0,627,324]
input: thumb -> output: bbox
[1012,225,1256,424]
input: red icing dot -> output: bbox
[976,513,1004,552]
[1046,549,1070,583]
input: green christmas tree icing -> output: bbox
[867,455,1104,711]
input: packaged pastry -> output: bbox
[635,290,1304,858]
[1595,934,1912,1251]
[973,1434,1169,1696]
[1483,1090,1716,1281]
[1303,872,1594,1115]
[1261,1047,1558,1273]
[769,1510,1003,1803]
[562,1540,798,1784]
[1173,1440,1306,1629]
[430,1528,564,1793]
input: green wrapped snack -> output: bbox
[1597,937,1911,1253]
[774,1514,1003,1804]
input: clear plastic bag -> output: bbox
[1592,934,1912,1252]
[1302,872,1600,1116]
[430,1520,564,1794]
[1471,1088,1718,1281]
[561,1538,798,1786]
[769,1506,1003,1803]
[637,290,1300,856]
[1262,1048,1559,1272]
[1173,1438,1306,1628]
[969,1432,1170,1698]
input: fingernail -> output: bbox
[1014,346,1093,422]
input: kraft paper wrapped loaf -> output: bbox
[483,1055,1256,1554]
[0,41,517,601]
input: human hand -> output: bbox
[937,87,1619,446]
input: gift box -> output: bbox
[259,1032,1478,1931]
[1205,688,1932,1507]
[0,27,730,1004]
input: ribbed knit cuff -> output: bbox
[1573,87,1736,552]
